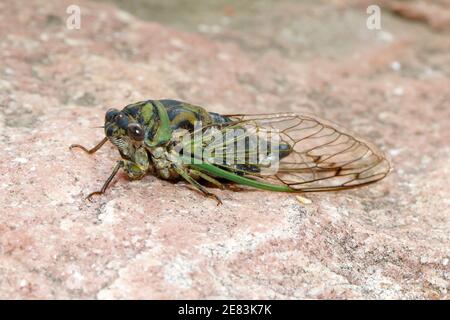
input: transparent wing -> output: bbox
[180,113,391,192]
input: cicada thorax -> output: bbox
[120,99,230,138]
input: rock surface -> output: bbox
[0,0,449,299]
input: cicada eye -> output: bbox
[115,113,129,130]
[127,123,145,141]
[105,108,120,122]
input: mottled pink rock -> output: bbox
[0,0,449,299]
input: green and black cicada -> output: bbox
[70,99,390,204]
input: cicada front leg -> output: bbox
[70,137,108,154]
[86,160,124,200]
[87,156,150,200]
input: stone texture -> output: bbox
[388,0,450,31]
[0,0,449,299]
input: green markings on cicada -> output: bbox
[141,102,154,123]
[178,103,213,123]
[170,110,199,130]
[145,101,173,148]
[164,101,216,131]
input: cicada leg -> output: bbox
[70,137,108,154]
[224,183,246,192]
[188,167,244,192]
[86,161,124,200]
[173,166,223,205]
[188,169,225,190]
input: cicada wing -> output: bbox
[180,113,391,192]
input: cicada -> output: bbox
[70,99,390,204]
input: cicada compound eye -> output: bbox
[127,123,145,141]
[105,108,120,122]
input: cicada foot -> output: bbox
[188,179,223,206]
[189,188,223,206]
[206,192,223,206]
[85,161,124,201]
[86,190,104,201]
[70,137,108,154]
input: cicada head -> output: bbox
[104,107,149,170]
